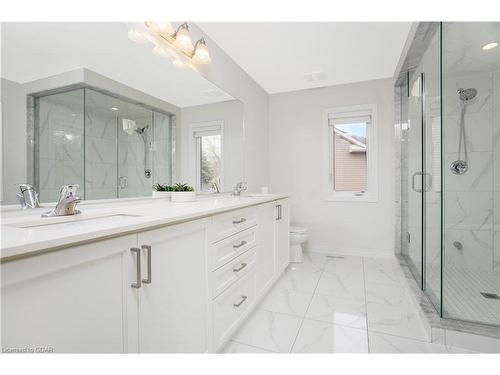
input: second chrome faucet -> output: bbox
[42,184,81,217]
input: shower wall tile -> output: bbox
[444,152,494,192]
[494,231,500,271]
[442,71,495,117]
[444,191,493,231]
[444,229,494,272]
[444,110,493,153]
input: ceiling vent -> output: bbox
[304,71,327,82]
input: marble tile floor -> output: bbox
[222,252,479,353]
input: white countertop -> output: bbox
[0,194,287,261]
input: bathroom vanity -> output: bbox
[0,195,289,353]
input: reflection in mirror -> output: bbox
[0,22,245,204]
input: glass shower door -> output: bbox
[402,26,442,310]
[405,70,425,288]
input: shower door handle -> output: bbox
[423,173,432,192]
[411,171,423,192]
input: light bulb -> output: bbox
[146,21,174,36]
[175,26,193,52]
[172,59,186,69]
[128,28,148,43]
[482,42,498,50]
[153,45,169,58]
[193,40,211,64]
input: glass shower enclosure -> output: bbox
[33,87,174,202]
[397,22,499,326]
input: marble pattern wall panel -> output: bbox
[36,89,85,202]
[441,22,499,325]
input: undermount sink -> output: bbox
[9,213,143,230]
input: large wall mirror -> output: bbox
[0,22,245,204]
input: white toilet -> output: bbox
[289,226,308,263]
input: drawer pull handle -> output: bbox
[232,218,247,225]
[233,295,248,308]
[130,248,142,289]
[233,240,247,249]
[233,262,248,272]
[141,245,152,284]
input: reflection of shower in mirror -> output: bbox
[122,118,151,179]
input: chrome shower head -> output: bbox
[457,88,477,102]
[135,126,148,135]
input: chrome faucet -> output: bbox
[16,183,40,209]
[42,184,81,217]
[232,182,247,196]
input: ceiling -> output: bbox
[198,22,412,93]
[1,22,233,108]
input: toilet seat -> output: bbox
[290,226,307,234]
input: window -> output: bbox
[190,121,223,192]
[323,104,378,202]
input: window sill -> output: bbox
[324,193,378,203]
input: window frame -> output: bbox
[323,104,378,203]
[189,121,224,192]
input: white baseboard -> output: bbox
[306,246,395,259]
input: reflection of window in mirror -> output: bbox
[190,121,224,193]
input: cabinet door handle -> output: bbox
[130,248,142,289]
[232,218,246,225]
[141,245,152,284]
[276,204,282,221]
[233,262,248,273]
[233,240,247,249]
[233,295,248,308]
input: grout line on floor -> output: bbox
[227,339,278,353]
[362,256,371,353]
[288,256,327,353]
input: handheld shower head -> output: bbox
[457,88,477,102]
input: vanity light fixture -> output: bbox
[481,41,498,50]
[128,21,212,67]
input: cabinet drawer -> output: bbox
[213,271,256,348]
[210,227,257,270]
[210,207,257,243]
[212,248,256,298]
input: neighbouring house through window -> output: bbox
[324,104,378,202]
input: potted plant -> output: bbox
[152,183,173,199]
[170,183,196,202]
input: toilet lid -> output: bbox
[290,226,307,234]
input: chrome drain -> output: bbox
[480,292,500,300]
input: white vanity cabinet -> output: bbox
[1,235,138,353]
[256,202,277,297]
[1,197,290,353]
[135,219,209,353]
[275,199,290,273]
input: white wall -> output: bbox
[180,100,244,191]
[192,23,269,193]
[269,78,395,257]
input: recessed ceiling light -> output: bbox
[481,42,498,50]
[111,107,119,111]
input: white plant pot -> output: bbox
[152,191,171,199]
[170,191,196,202]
